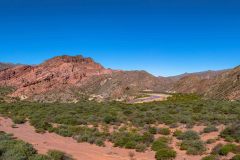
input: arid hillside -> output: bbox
[0,62,18,71]
[169,68,240,100]
[0,55,239,102]
[205,66,240,100]
[0,55,166,102]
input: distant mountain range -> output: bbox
[0,55,239,102]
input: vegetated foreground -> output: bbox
[0,117,154,160]
[0,94,240,160]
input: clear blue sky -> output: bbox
[0,0,239,76]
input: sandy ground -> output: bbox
[130,93,171,103]
[0,117,155,160]
[0,116,235,160]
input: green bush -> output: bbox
[180,140,206,155]
[155,148,176,160]
[149,127,157,134]
[173,130,183,137]
[12,116,26,124]
[177,130,200,140]
[47,150,72,160]
[0,131,55,160]
[111,131,153,151]
[218,144,237,156]
[103,115,117,124]
[203,126,218,133]
[206,139,217,144]
[135,143,147,152]
[151,137,170,151]
[158,128,171,135]
[30,155,51,160]
[201,155,219,160]
[232,154,240,160]
[220,125,240,142]
[211,143,223,155]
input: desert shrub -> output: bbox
[201,155,219,160]
[110,131,153,151]
[0,131,54,160]
[0,93,240,152]
[232,154,240,160]
[180,140,206,155]
[53,126,74,137]
[211,143,223,155]
[103,115,117,124]
[142,132,154,145]
[151,137,170,151]
[135,143,148,152]
[30,118,52,133]
[47,150,72,160]
[220,124,240,142]
[218,144,237,156]
[155,148,176,160]
[54,125,107,146]
[12,116,26,124]
[177,130,200,140]
[206,139,217,144]
[0,86,15,100]
[148,127,157,134]
[158,128,171,135]
[173,130,183,137]
[203,126,218,133]
[30,155,51,160]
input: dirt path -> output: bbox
[0,117,155,160]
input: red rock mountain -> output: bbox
[0,63,18,71]
[0,55,113,102]
[0,55,239,102]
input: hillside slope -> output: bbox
[0,55,239,102]
[0,63,18,71]
[0,55,164,102]
[170,68,240,100]
[206,66,240,100]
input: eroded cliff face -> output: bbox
[0,55,113,102]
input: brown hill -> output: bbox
[0,55,113,102]
[79,70,166,100]
[205,66,240,100]
[0,55,165,102]
[170,70,227,94]
[169,68,240,100]
[0,63,18,71]
[0,55,239,102]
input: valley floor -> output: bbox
[130,93,171,104]
[0,116,235,160]
[0,117,155,160]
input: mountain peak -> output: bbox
[43,55,95,65]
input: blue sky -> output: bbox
[0,0,239,76]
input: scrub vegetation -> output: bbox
[0,131,72,160]
[0,93,240,159]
